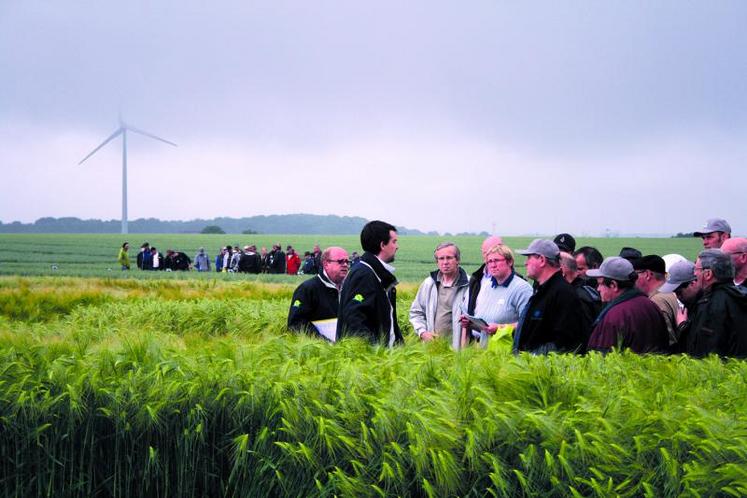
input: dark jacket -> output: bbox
[268,249,286,274]
[288,272,340,337]
[587,289,668,354]
[137,249,152,270]
[571,277,604,327]
[685,282,747,358]
[238,252,261,274]
[515,271,590,353]
[337,252,403,346]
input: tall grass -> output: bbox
[1,277,746,497]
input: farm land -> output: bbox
[1,234,746,496]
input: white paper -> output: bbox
[312,318,337,342]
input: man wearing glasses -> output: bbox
[460,242,532,349]
[514,239,590,354]
[409,242,471,350]
[287,246,349,338]
[683,249,747,358]
[721,238,747,290]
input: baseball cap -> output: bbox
[553,233,576,253]
[632,255,666,274]
[694,218,731,237]
[660,260,696,293]
[586,256,635,281]
[662,254,686,272]
[517,239,560,259]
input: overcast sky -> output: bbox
[1,1,745,236]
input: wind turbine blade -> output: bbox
[78,128,124,164]
[125,125,177,147]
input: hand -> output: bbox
[459,315,471,328]
[676,307,688,326]
[420,331,435,341]
[484,323,499,335]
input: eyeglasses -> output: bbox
[486,258,506,265]
[327,259,350,266]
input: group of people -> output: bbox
[117,242,192,271]
[288,218,747,359]
[118,241,361,274]
[213,244,361,274]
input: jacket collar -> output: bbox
[430,267,469,287]
[316,271,338,290]
[360,252,397,288]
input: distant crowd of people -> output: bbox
[287,218,747,359]
[116,241,361,274]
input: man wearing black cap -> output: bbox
[693,218,731,249]
[513,239,589,354]
[633,255,680,347]
[553,233,576,254]
[587,257,668,354]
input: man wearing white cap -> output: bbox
[693,218,731,249]
[513,239,589,354]
[586,257,668,354]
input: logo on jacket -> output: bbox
[353,294,364,302]
[293,299,301,307]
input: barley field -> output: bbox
[1,234,743,497]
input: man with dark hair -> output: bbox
[619,247,642,264]
[288,246,349,338]
[560,251,603,328]
[268,244,286,274]
[513,239,589,354]
[337,220,403,346]
[693,218,731,249]
[410,242,470,350]
[136,242,152,270]
[573,246,603,286]
[683,249,747,357]
[721,238,747,289]
[586,257,668,354]
[633,255,680,347]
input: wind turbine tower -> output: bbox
[79,117,177,234]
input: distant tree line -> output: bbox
[0,214,434,235]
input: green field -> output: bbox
[1,277,746,496]
[0,233,704,282]
[2,234,741,496]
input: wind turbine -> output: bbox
[79,117,177,234]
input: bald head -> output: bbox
[481,235,504,258]
[321,246,349,287]
[722,237,747,284]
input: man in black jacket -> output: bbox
[288,246,349,338]
[684,249,747,358]
[514,239,590,354]
[337,220,403,346]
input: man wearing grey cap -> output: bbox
[586,257,668,354]
[513,239,590,354]
[693,218,731,249]
[682,249,747,358]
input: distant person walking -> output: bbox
[117,242,130,270]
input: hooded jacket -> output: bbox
[685,282,747,358]
[288,271,340,337]
[337,252,403,346]
[409,267,470,350]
